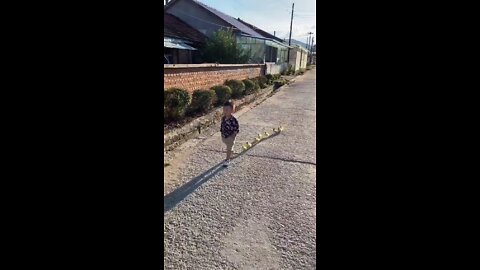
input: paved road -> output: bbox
[164,70,316,269]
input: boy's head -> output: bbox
[223,101,234,116]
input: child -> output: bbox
[220,101,239,167]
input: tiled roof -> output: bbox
[191,0,264,39]
[164,12,206,43]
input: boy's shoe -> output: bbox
[222,160,230,167]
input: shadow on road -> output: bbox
[163,132,281,214]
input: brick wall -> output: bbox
[164,64,265,93]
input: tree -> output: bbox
[201,29,249,64]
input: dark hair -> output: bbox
[223,100,234,109]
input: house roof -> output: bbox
[236,18,285,43]
[191,0,265,39]
[166,0,264,39]
[164,12,206,43]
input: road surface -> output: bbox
[164,70,316,269]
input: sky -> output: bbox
[166,0,316,44]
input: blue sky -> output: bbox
[167,0,316,44]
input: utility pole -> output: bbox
[287,2,294,63]
[307,32,313,64]
[311,36,315,52]
[311,36,315,64]
[274,31,276,37]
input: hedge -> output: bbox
[243,79,257,95]
[273,79,288,90]
[211,85,232,105]
[257,76,268,88]
[164,88,191,121]
[189,89,216,113]
[225,79,245,98]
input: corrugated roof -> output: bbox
[164,37,198,50]
[236,18,286,43]
[164,12,206,43]
[192,0,264,39]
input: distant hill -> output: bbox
[280,39,314,50]
[290,39,308,49]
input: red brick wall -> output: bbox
[164,64,265,93]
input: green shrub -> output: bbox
[254,81,260,91]
[273,79,287,90]
[243,79,257,95]
[225,80,245,98]
[273,74,281,80]
[257,76,268,88]
[211,85,232,105]
[286,65,295,75]
[164,88,191,120]
[265,74,274,84]
[189,89,216,113]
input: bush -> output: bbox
[164,88,191,121]
[243,79,257,95]
[273,79,288,90]
[225,80,245,98]
[257,76,268,88]
[189,89,216,113]
[286,65,295,75]
[211,85,232,105]
[265,74,274,84]
[254,81,260,91]
[273,74,281,80]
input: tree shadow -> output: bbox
[163,132,281,214]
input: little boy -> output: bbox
[220,101,239,167]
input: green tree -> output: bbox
[201,29,249,64]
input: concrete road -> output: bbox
[164,70,316,269]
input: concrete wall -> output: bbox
[288,47,308,71]
[164,64,265,92]
[289,51,301,72]
[166,0,229,38]
[265,62,288,75]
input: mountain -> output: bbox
[290,39,308,49]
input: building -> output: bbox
[288,45,309,72]
[164,12,206,64]
[165,0,291,73]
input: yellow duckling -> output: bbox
[247,142,252,148]
[255,137,261,142]
[273,128,278,133]
[242,144,248,150]
[264,132,270,137]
